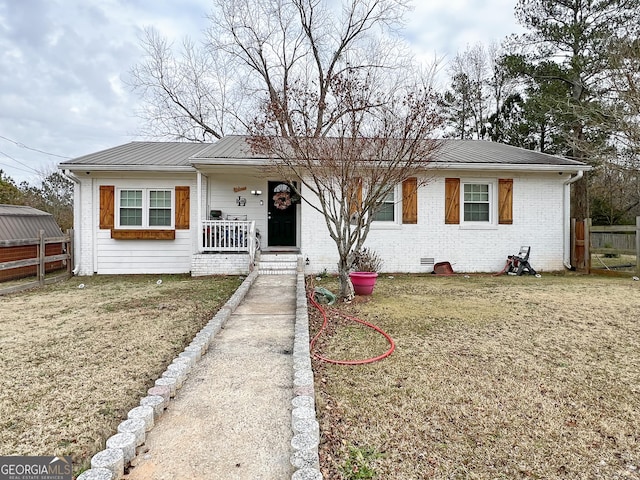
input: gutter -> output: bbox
[563,170,584,270]
[62,169,81,275]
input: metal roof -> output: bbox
[59,142,213,168]
[0,205,64,241]
[192,135,588,168]
[437,140,586,166]
[59,136,589,171]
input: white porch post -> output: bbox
[197,171,203,253]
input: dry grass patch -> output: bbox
[0,274,241,475]
[310,274,640,479]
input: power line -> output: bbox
[0,134,71,159]
[0,150,41,174]
[0,161,37,175]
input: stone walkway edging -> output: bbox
[77,271,259,480]
[290,272,323,480]
[77,270,323,480]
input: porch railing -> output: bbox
[201,220,256,255]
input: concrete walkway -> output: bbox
[123,274,297,480]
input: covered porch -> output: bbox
[191,168,301,276]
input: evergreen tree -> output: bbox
[506,0,640,220]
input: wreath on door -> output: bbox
[273,183,293,210]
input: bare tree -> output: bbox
[226,0,442,298]
[128,28,248,141]
[250,93,443,298]
[449,43,490,139]
[129,0,443,298]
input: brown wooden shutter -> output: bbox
[99,185,115,229]
[402,177,418,224]
[348,178,363,216]
[175,186,190,229]
[498,178,513,224]
[444,178,460,224]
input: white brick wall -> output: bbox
[301,172,567,274]
[191,254,251,276]
[77,177,95,276]
[72,167,569,276]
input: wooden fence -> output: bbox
[572,217,639,275]
[0,229,74,295]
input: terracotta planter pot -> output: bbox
[349,271,379,296]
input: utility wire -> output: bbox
[0,134,71,159]
[0,161,36,175]
[0,149,41,174]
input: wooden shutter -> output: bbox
[498,179,513,224]
[175,186,190,229]
[402,177,418,224]
[348,178,363,216]
[444,178,460,224]
[99,185,114,229]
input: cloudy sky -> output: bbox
[0,0,524,184]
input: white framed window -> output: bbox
[371,184,401,227]
[117,188,174,228]
[461,180,496,226]
[372,189,395,222]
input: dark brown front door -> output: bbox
[267,181,297,247]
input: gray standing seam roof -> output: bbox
[0,205,64,241]
[59,136,588,169]
[191,136,587,167]
[60,142,213,167]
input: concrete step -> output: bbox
[257,253,301,274]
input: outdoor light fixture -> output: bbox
[236,196,247,206]
[250,190,263,195]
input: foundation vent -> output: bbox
[420,257,435,266]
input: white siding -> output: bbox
[96,230,193,274]
[301,172,567,274]
[77,173,197,275]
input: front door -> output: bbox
[267,181,297,247]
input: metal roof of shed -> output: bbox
[0,205,64,241]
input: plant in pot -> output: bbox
[349,248,383,296]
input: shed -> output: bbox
[0,205,65,282]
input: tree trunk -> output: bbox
[571,172,589,221]
[337,256,354,300]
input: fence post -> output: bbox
[570,218,576,268]
[38,229,45,286]
[636,216,640,275]
[66,228,74,277]
[584,218,591,274]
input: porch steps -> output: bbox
[256,252,302,275]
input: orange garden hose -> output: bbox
[308,288,395,365]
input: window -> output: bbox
[445,178,512,226]
[119,190,143,226]
[372,188,395,222]
[463,183,490,222]
[149,190,172,226]
[117,189,173,228]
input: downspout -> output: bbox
[62,169,82,275]
[197,170,203,253]
[563,170,584,270]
